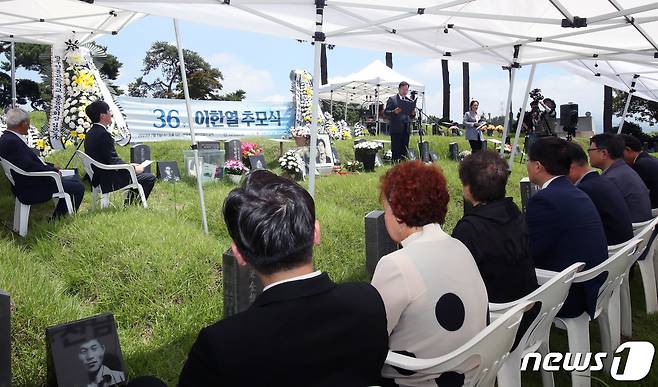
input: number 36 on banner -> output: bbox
[153,109,181,128]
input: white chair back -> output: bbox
[0,158,16,185]
[385,301,535,387]
[631,217,658,260]
[75,150,96,180]
[575,239,642,318]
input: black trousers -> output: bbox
[127,172,156,203]
[54,175,85,218]
[391,127,410,162]
[469,140,483,152]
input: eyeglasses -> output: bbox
[587,147,603,152]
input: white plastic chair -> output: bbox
[0,158,73,237]
[492,263,585,387]
[75,150,147,209]
[535,239,641,387]
[384,301,535,387]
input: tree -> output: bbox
[217,89,246,101]
[129,41,224,99]
[612,89,658,125]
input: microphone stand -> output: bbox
[64,137,85,169]
[414,105,432,162]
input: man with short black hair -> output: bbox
[566,142,633,245]
[178,170,388,386]
[621,134,658,209]
[0,108,84,218]
[526,137,607,318]
[84,101,156,203]
[589,133,651,222]
[384,81,415,162]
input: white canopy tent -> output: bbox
[319,59,426,132]
[75,0,658,228]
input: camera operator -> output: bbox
[523,89,556,152]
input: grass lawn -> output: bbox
[0,121,656,385]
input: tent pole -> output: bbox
[375,84,380,135]
[509,64,537,169]
[330,90,333,115]
[344,92,348,121]
[617,90,633,134]
[308,0,325,197]
[173,19,208,234]
[10,41,16,108]
[500,45,521,156]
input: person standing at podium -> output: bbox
[384,81,415,162]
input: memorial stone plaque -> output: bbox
[249,155,267,171]
[224,140,242,161]
[0,291,9,387]
[406,149,417,160]
[198,141,221,150]
[418,141,431,162]
[223,249,263,317]
[130,144,151,173]
[520,177,540,213]
[332,147,340,165]
[365,210,399,276]
[449,142,459,160]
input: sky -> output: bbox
[86,15,631,132]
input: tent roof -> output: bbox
[318,59,425,103]
[0,0,140,45]
[81,0,658,100]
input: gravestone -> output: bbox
[0,291,9,387]
[448,142,459,160]
[406,149,417,160]
[222,249,263,317]
[46,314,126,387]
[198,141,221,150]
[418,141,431,162]
[332,147,340,166]
[482,139,488,150]
[365,210,399,276]
[520,177,540,213]
[224,140,242,161]
[249,155,266,171]
[130,144,151,173]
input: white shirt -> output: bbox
[542,175,564,189]
[262,270,322,291]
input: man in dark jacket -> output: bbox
[84,101,155,202]
[384,81,415,162]
[589,133,651,223]
[526,137,608,318]
[622,134,658,209]
[178,170,388,387]
[453,150,537,303]
[567,142,633,246]
[0,108,83,218]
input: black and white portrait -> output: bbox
[315,135,333,166]
[249,155,266,171]
[157,161,180,182]
[47,314,126,387]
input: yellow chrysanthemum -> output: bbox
[65,140,73,147]
[35,139,45,150]
[73,70,95,90]
[77,133,85,140]
[70,130,78,137]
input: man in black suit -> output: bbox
[622,134,658,209]
[84,101,155,202]
[384,81,415,162]
[178,170,388,387]
[0,108,83,218]
[526,137,607,318]
[566,142,633,246]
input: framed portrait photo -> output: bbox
[157,161,181,182]
[314,134,334,167]
[46,313,127,387]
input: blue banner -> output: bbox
[117,96,293,142]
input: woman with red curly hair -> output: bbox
[372,161,488,387]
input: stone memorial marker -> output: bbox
[448,142,459,160]
[407,149,417,160]
[46,314,126,387]
[249,155,267,171]
[0,291,9,387]
[418,141,431,162]
[520,176,540,213]
[365,210,399,276]
[198,141,221,150]
[332,147,340,166]
[224,140,242,161]
[130,144,151,173]
[223,249,263,317]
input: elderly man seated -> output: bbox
[0,108,84,218]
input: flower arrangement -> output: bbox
[458,150,472,162]
[278,149,305,176]
[354,141,384,153]
[383,149,393,162]
[290,70,314,127]
[224,159,249,175]
[352,122,366,137]
[291,125,311,138]
[241,142,264,158]
[343,160,364,172]
[495,125,504,134]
